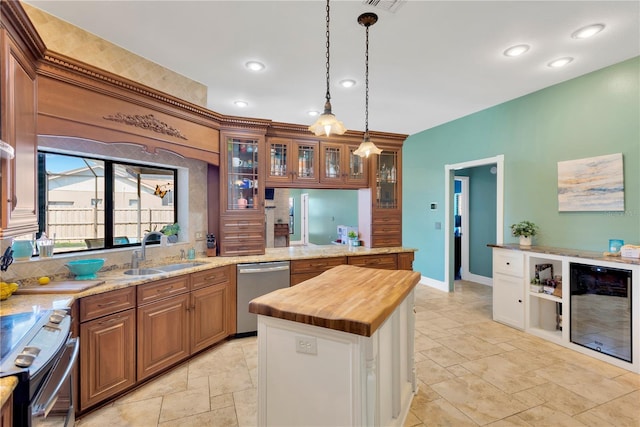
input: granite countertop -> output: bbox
[1,245,416,316]
[248,264,421,337]
[488,243,640,266]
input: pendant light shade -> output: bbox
[309,0,346,137]
[354,12,382,158]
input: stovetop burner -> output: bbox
[0,311,47,361]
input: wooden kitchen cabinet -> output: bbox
[0,392,12,427]
[358,146,403,248]
[320,142,368,187]
[137,276,190,381]
[290,256,347,286]
[265,137,319,186]
[219,131,266,256]
[79,288,136,411]
[0,17,40,238]
[190,265,236,352]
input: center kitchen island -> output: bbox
[249,265,421,427]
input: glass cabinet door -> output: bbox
[268,140,288,180]
[294,142,318,181]
[376,150,398,209]
[227,137,259,210]
[347,145,367,185]
[321,143,342,182]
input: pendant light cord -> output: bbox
[325,0,331,103]
[364,23,370,133]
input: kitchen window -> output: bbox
[37,151,177,253]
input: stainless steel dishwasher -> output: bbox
[236,261,290,335]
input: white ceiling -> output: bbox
[24,1,640,136]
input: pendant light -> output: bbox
[308,0,347,137]
[354,12,382,158]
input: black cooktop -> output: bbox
[0,311,47,361]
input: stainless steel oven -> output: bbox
[0,309,79,427]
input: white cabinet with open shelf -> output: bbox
[491,246,640,373]
[526,254,566,343]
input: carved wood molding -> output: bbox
[103,113,188,140]
[40,51,225,124]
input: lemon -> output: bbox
[38,276,50,285]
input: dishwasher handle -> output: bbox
[238,265,290,274]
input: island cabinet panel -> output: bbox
[348,253,398,270]
[397,252,415,271]
[0,28,39,238]
[0,390,12,427]
[78,288,137,411]
[137,293,190,381]
[290,256,347,286]
[79,309,136,411]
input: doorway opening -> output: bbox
[445,155,504,292]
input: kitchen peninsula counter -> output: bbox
[249,265,420,427]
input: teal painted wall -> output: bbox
[456,165,497,278]
[404,57,640,282]
[289,189,358,245]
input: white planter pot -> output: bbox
[519,236,532,246]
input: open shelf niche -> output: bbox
[526,254,566,342]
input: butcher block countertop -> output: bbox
[249,264,420,337]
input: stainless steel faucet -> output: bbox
[131,231,164,269]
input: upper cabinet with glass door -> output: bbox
[265,138,319,186]
[320,142,368,187]
[226,136,260,211]
[375,149,399,210]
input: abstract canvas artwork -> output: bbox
[557,153,624,212]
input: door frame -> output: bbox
[444,155,504,292]
[454,176,470,280]
[301,193,309,246]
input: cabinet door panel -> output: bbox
[493,273,524,329]
[80,309,136,410]
[137,294,190,380]
[191,282,228,353]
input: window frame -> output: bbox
[37,150,178,253]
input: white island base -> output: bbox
[255,288,416,427]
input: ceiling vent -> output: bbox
[362,0,406,13]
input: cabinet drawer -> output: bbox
[371,235,402,248]
[137,275,190,305]
[219,241,265,256]
[290,257,347,274]
[191,266,232,290]
[372,223,401,235]
[493,250,524,277]
[372,214,401,225]
[348,254,398,270]
[220,230,265,241]
[221,218,264,230]
[80,287,136,322]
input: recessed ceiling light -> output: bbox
[572,24,605,39]
[308,110,320,117]
[339,79,356,88]
[234,100,248,107]
[503,44,530,57]
[548,57,574,68]
[245,61,265,71]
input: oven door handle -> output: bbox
[32,337,80,419]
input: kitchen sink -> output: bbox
[123,262,207,276]
[123,268,164,276]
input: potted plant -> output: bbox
[160,223,180,243]
[347,230,359,247]
[510,220,538,246]
[530,277,543,293]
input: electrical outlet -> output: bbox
[295,336,317,355]
[195,231,203,240]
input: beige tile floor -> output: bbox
[70,281,640,427]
